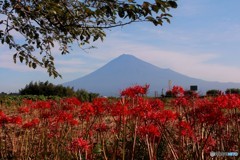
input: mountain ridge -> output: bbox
[63,54,240,96]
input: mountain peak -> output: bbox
[115,54,139,61]
[118,54,136,58]
[63,54,240,96]
[109,54,148,67]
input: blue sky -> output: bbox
[1,0,240,93]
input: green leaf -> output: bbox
[97,20,102,25]
[19,56,24,63]
[160,6,166,13]
[49,56,54,61]
[146,16,155,22]
[80,35,84,41]
[118,7,125,18]
[0,0,177,78]
[142,2,150,10]
[168,1,178,8]
[32,63,37,69]
[162,17,170,23]
[161,13,173,17]
[151,5,159,13]
[13,53,17,63]
[93,35,99,42]
[93,143,102,154]
[5,36,10,44]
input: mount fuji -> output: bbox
[63,54,240,96]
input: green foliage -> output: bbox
[75,89,99,102]
[18,81,99,101]
[206,89,222,96]
[0,0,177,77]
[225,88,240,94]
[19,81,75,97]
[0,95,63,107]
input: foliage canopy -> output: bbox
[225,88,240,95]
[0,0,177,77]
[19,81,76,96]
[19,81,99,101]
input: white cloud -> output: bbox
[81,31,240,83]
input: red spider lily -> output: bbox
[0,110,5,116]
[56,111,73,123]
[110,102,129,117]
[225,94,240,109]
[1,115,22,125]
[195,98,212,108]
[47,121,61,138]
[79,102,94,121]
[0,111,9,125]
[18,106,30,113]
[22,118,40,129]
[201,136,216,153]
[62,104,75,111]
[61,97,81,106]
[178,121,194,139]
[172,97,189,107]
[158,110,177,123]
[60,97,81,110]
[190,104,226,126]
[138,124,161,138]
[39,111,52,119]
[149,98,164,111]
[129,97,152,118]
[1,87,239,160]
[94,122,108,132]
[33,101,51,109]
[171,86,185,97]
[22,99,33,105]
[189,98,228,126]
[121,84,149,97]
[9,116,22,125]
[212,95,228,108]
[69,119,79,126]
[0,110,6,119]
[144,109,176,125]
[69,138,90,152]
[0,111,22,126]
[212,94,240,109]
[92,97,108,115]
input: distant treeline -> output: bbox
[19,81,75,97]
[1,81,99,102]
[164,88,240,97]
[206,88,240,96]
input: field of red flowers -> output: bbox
[0,85,239,160]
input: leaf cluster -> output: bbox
[225,88,240,94]
[0,0,177,77]
[19,80,75,97]
[206,89,222,96]
[19,80,99,101]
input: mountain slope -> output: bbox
[63,54,240,96]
